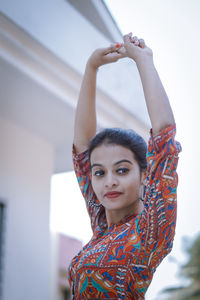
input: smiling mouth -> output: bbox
[105,192,122,199]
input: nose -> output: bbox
[104,172,119,188]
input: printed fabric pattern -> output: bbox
[68,124,181,299]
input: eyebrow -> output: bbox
[91,159,133,169]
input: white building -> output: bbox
[0,1,149,299]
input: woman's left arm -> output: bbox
[123,33,175,135]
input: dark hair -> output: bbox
[88,128,147,171]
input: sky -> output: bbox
[50,1,200,299]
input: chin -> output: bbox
[104,203,125,211]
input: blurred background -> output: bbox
[0,0,199,299]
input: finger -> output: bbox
[115,52,125,59]
[139,39,146,48]
[102,45,115,55]
[131,36,139,46]
[115,43,123,49]
[123,33,138,51]
[103,43,121,55]
[123,33,132,44]
[105,52,124,62]
[115,43,126,56]
[117,45,127,56]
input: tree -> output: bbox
[161,234,200,300]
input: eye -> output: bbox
[93,169,105,177]
[116,168,129,175]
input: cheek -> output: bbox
[91,177,95,191]
[91,178,102,195]
[124,174,141,192]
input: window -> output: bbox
[0,201,6,299]
[60,287,71,300]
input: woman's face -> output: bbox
[90,143,145,213]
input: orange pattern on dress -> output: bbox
[68,124,181,299]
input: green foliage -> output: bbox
[181,235,200,281]
[161,234,200,300]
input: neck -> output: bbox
[105,199,144,228]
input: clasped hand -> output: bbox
[88,33,153,70]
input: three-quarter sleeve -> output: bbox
[72,145,105,233]
[142,124,181,269]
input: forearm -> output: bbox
[136,56,175,134]
[73,45,124,153]
[73,63,97,153]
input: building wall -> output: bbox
[0,0,108,73]
[58,233,83,285]
[0,0,150,126]
[50,233,83,300]
[0,1,150,299]
[0,117,54,300]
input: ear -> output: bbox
[140,170,147,186]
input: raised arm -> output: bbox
[73,46,124,153]
[123,33,175,135]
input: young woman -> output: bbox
[68,33,181,299]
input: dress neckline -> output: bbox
[104,210,144,234]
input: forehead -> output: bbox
[90,144,136,164]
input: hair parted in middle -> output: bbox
[88,128,147,172]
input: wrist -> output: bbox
[86,58,99,72]
[135,54,154,69]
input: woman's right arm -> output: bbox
[73,62,97,153]
[73,46,124,153]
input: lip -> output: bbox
[104,191,123,199]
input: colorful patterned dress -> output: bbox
[68,124,181,299]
